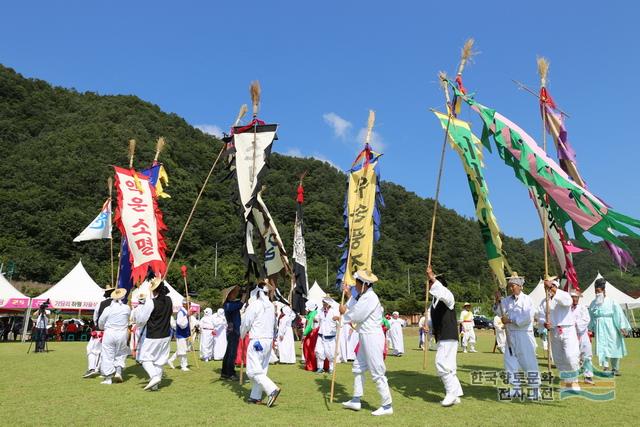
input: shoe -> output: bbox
[316,368,324,374]
[584,377,594,385]
[247,398,262,404]
[101,377,112,385]
[327,369,333,374]
[181,367,190,372]
[470,349,478,353]
[463,349,468,353]
[267,388,281,407]
[371,406,394,416]
[440,396,461,407]
[342,400,361,411]
[144,376,161,391]
[82,369,96,378]
[613,370,621,377]
[168,360,175,369]
[114,373,123,383]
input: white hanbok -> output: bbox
[199,308,215,361]
[277,307,297,364]
[388,317,406,355]
[136,297,171,375]
[98,300,131,377]
[493,315,506,353]
[212,309,228,360]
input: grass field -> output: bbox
[1,329,638,426]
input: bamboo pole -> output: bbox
[108,178,114,287]
[329,110,376,403]
[538,56,553,373]
[128,139,136,169]
[180,266,199,368]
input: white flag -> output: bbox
[73,199,112,242]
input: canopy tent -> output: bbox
[306,281,339,309]
[0,273,30,311]
[31,261,104,312]
[581,274,640,309]
[130,280,200,314]
[526,280,546,308]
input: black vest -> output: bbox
[430,300,458,342]
[146,295,173,339]
[95,299,111,330]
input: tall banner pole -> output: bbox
[108,177,114,287]
[329,110,376,403]
[180,265,199,368]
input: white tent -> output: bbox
[130,280,200,313]
[0,273,30,310]
[307,281,327,308]
[31,261,104,312]
[527,279,546,308]
[581,274,640,309]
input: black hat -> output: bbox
[594,278,606,290]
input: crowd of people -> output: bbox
[18,267,632,415]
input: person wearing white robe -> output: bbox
[241,283,281,407]
[388,312,406,356]
[199,308,215,361]
[315,298,340,373]
[537,277,581,391]
[340,270,393,417]
[277,306,297,364]
[418,315,426,349]
[494,272,540,400]
[570,289,594,384]
[459,303,477,353]
[130,294,148,363]
[136,279,173,391]
[168,302,191,371]
[213,308,228,360]
[339,321,358,362]
[98,288,130,385]
[83,287,115,378]
[493,315,506,354]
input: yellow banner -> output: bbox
[344,162,378,285]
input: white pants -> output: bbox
[100,329,128,377]
[139,336,171,380]
[461,325,476,350]
[315,336,336,371]
[169,338,189,368]
[435,340,463,398]
[200,330,214,360]
[142,361,164,381]
[550,326,580,383]
[504,330,539,390]
[495,328,506,353]
[578,331,593,377]
[247,338,278,400]
[86,337,101,371]
[352,332,392,407]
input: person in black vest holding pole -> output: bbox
[135,278,173,391]
[427,266,463,407]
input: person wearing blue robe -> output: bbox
[588,278,631,376]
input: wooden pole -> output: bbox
[422,74,453,370]
[538,56,553,373]
[180,265,199,368]
[108,178,114,287]
[329,110,376,403]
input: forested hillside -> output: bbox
[1,64,638,312]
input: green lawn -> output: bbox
[1,329,637,426]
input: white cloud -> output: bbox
[284,148,304,158]
[310,153,341,170]
[356,127,386,152]
[194,124,224,138]
[323,112,352,139]
[280,147,341,170]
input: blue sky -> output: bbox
[2,1,638,242]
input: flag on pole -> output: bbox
[335,144,384,287]
[291,182,308,314]
[73,198,112,242]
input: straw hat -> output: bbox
[103,285,116,297]
[544,275,559,287]
[111,288,127,300]
[354,270,378,285]
[150,277,163,292]
[507,271,525,286]
[463,302,471,307]
[221,285,240,304]
[569,288,581,297]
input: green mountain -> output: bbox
[1,64,637,312]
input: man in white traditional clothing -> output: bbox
[241,282,281,407]
[199,308,215,361]
[388,311,406,356]
[427,268,464,407]
[459,303,477,353]
[537,276,581,391]
[494,272,540,400]
[418,315,426,350]
[493,314,506,354]
[83,285,115,378]
[97,288,130,385]
[131,292,148,363]
[315,297,340,373]
[168,300,191,372]
[136,278,174,391]
[340,270,393,416]
[212,308,228,360]
[277,305,297,364]
[570,289,594,384]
